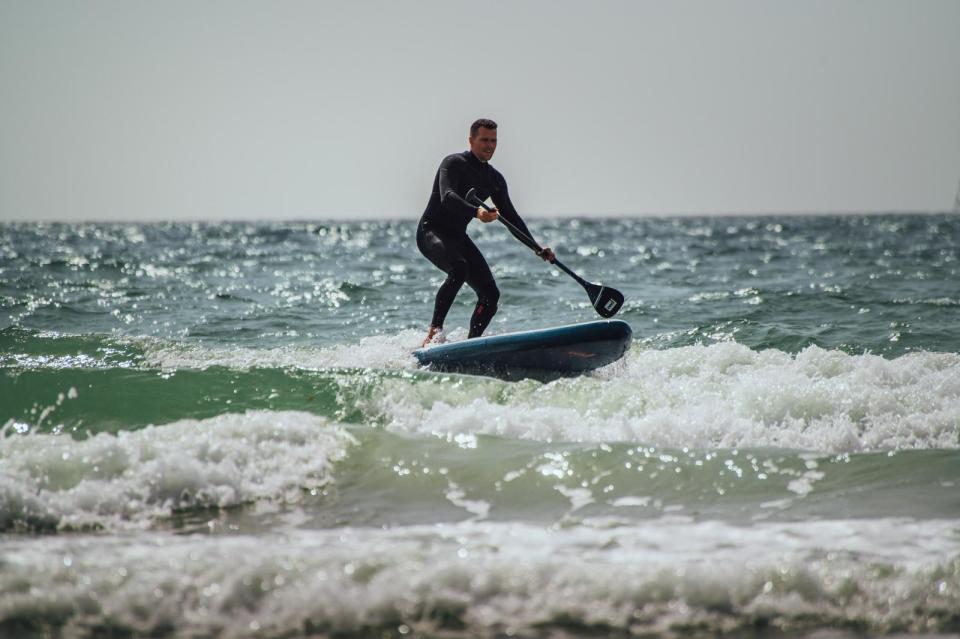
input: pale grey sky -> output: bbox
[2,0,959,221]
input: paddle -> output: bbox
[465,188,625,318]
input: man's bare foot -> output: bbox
[422,326,445,347]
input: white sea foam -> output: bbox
[138,330,427,372]
[137,333,960,452]
[1,518,957,637]
[373,342,960,452]
[0,411,353,531]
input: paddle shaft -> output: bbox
[469,193,590,287]
[465,188,624,318]
[497,215,593,288]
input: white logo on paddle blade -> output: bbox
[604,299,617,312]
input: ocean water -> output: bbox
[1,214,959,638]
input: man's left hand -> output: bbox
[537,247,556,262]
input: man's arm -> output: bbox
[493,176,555,262]
[492,177,534,241]
[438,156,482,223]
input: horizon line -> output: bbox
[1,209,956,224]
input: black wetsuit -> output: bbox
[417,150,535,337]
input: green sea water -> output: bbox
[1,215,959,638]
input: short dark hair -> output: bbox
[470,118,498,137]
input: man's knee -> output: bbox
[468,284,499,339]
[481,284,500,308]
[451,260,469,282]
[446,261,468,286]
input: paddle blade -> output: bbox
[589,284,625,318]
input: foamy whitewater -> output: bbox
[1,216,959,638]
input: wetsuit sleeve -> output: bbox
[492,175,536,245]
[438,156,479,224]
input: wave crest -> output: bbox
[0,410,354,532]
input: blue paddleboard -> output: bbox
[413,320,632,380]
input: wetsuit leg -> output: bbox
[416,222,499,337]
[459,238,500,338]
[417,223,468,329]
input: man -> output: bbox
[417,118,555,347]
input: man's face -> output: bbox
[469,127,497,162]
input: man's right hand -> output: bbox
[476,207,499,223]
